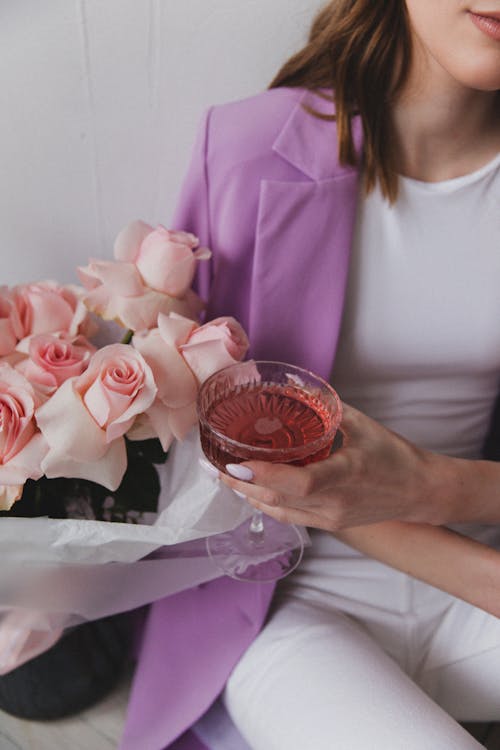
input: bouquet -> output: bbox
[0,220,249,521]
[0,219,255,673]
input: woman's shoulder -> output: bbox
[212,86,305,126]
[206,87,335,170]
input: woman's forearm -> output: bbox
[440,457,500,525]
[335,522,500,618]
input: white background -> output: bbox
[1,0,324,284]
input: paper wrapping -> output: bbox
[0,429,299,672]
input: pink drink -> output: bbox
[199,381,335,471]
[199,362,342,581]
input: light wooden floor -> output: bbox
[1,677,499,750]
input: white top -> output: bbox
[331,152,500,460]
[284,154,500,601]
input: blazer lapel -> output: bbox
[249,91,361,380]
[122,91,363,750]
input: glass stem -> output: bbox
[249,509,264,535]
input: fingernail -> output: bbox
[199,457,219,479]
[226,464,254,481]
[234,490,247,499]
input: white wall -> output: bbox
[1,0,324,285]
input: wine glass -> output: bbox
[198,360,342,582]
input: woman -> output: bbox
[122,2,500,748]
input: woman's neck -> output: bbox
[392,56,500,182]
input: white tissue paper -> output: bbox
[0,428,286,672]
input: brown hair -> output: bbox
[269,0,412,201]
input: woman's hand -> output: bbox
[218,402,495,531]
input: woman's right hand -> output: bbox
[219,402,500,531]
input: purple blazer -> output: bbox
[120,88,362,750]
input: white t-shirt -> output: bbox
[278,154,500,628]
[331,151,500,460]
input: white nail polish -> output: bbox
[226,464,254,481]
[198,457,219,479]
[234,490,247,499]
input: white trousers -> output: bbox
[196,531,500,750]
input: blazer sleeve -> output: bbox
[170,107,214,307]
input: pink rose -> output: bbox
[0,364,48,509]
[115,221,210,297]
[12,282,95,344]
[78,220,210,331]
[0,287,23,357]
[16,333,96,398]
[36,344,157,490]
[131,313,249,449]
[180,316,249,384]
[131,315,199,449]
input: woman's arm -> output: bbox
[218,402,500,615]
[219,402,500,529]
[335,522,500,618]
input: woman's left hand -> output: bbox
[218,402,459,531]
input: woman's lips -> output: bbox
[469,10,500,40]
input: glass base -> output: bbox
[206,516,304,582]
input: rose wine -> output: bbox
[200,382,335,471]
[199,362,341,582]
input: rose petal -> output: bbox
[137,392,196,447]
[84,261,145,297]
[193,246,212,261]
[181,338,239,384]
[80,285,162,331]
[198,317,250,359]
[0,433,48,485]
[82,376,111,427]
[143,400,175,451]
[1,351,26,368]
[112,289,174,332]
[16,358,58,394]
[132,329,198,407]
[0,365,39,464]
[163,229,199,248]
[136,232,197,296]
[0,287,23,347]
[77,263,102,291]
[16,285,74,337]
[114,220,153,263]
[0,319,18,356]
[65,291,97,338]
[157,312,196,348]
[41,437,127,491]
[168,401,198,441]
[36,379,109,462]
